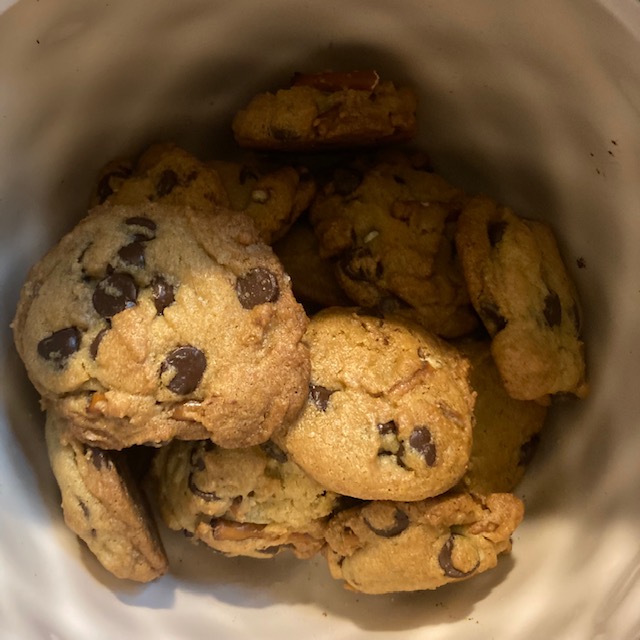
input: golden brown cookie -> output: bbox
[232,71,418,151]
[276,308,475,501]
[149,439,339,559]
[45,409,168,582]
[309,152,478,338]
[455,195,588,400]
[13,203,309,450]
[456,339,548,494]
[323,491,523,594]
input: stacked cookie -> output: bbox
[12,71,587,595]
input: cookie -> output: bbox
[456,339,548,495]
[276,308,475,501]
[149,439,339,559]
[232,71,418,151]
[13,203,310,449]
[272,216,351,313]
[455,195,588,400]
[309,152,478,338]
[45,409,168,582]
[207,159,316,244]
[90,142,229,210]
[323,491,524,594]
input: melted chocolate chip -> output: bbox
[543,290,562,328]
[89,327,109,359]
[151,275,175,315]
[479,301,507,333]
[84,445,112,471]
[96,167,131,203]
[78,498,90,518]
[92,273,138,318]
[364,507,409,538]
[271,127,298,142]
[125,216,157,238]
[117,240,146,268]
[239,166,259,184]
[408,427,437,466]
[333,167,363,196]
[260,440,288,463]
[188,473,220,502]
[309,383,334,411]
[487,220,508,247]
[156,169,179,197]
[37,327,82,365]
[377,421,398,436]
[161,346,206,395]
[235,267,280,309]
[438,534,479,579]
[519,433,541,466]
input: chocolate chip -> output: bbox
[188,473,220,502]
[438,534,479,579]
[89,327,109,359]
[479,301,507,333]
[235,267,280,309]
[92,273,138,318]
[117,240,146,268]
[125,216,157,238]
[151,275,175,315]
[392,174,406,185]
[239,166,259,184]
[84,445,112,471]
[519,433,541,466]
[543,290,562,328]
[78,498,90,519]
[37,327,82,366]
[377,421,398,436]
[260,440,288,463]
[271,127,299,142]
[161,346,206,395]
[96,167,131,203]
[156,169,179,197]
[408,427,437,466]
[487,220,508,247]
[333,167,363,196]
[309,383,334,411]
[364,507,409,538]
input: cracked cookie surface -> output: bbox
[149,439,339,559]
[13,203,309,449]
[275,308,475,501]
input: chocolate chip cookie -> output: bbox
[90,142,229,210]
[208,159,316,244]
[276,308,475,501]
[13,203,310,449]
[45,409,168,582]
[455,195,588,400]
[323,491,524,594]
[232,71,418,151]
[309,152,478,338]
[456,339,549,495]
[149,439,339,559]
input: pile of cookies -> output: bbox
[12,71,588,594]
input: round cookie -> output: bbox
[45,409,168,582]
[309,152,478,338]
[90,142,230,210]
[208,159,316,244]
[232,71,418,151]
[455,195,588,400]
[276,308,476,501]
[456,339,549,495]
[323,491,524,594]
[13,203,310,449]
[149,439,339,559]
